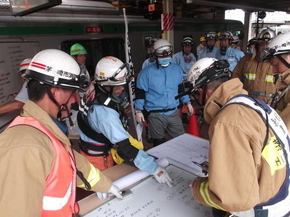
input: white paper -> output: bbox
[83,164,213,217]
[113,158,169,190]
[147,133,210,176]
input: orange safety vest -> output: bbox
[8,116,78,217]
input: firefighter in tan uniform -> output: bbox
[232,38,275,102]
[261,32,290,132]
[185,58,290,217]
[0,49,122,217]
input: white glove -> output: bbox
[186,102,193,116]
[96,191,109,200]
[96,185,123,200]
[153,166,173,187]
[135,111,145,124]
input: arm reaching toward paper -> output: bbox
[133,151,173,187]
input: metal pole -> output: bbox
[243,11,252,52]
[162,0,174,50]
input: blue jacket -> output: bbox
[78,102,158,174]
[216,47,244,71]
[198,46,219,60]
[135,62,190,115]
[172,51,196,78]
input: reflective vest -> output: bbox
[224,95,290,217]
[8,116,77,217]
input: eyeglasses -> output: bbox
[220,32,232,40]
[97,63,132,85]
[155,45,173,57]
[206,33,216,40]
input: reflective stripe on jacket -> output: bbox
[8,116,77,217]
[192,79,288,213]
[225,95,290,217]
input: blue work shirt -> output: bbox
[172,51,196,79]
[198,46,219,60]
[216,47,245,71]
[135,63,190,115]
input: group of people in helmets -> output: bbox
[190,31,290,217]
[198,31,245,71]
[0,28,290,217]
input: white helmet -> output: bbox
[148,37,158,46]
[181,37,194,46]
[219,31,233,40]
[187,57,231,89]
[206,32,217,40]
[232,36,239,43]
[259,27,276,42]
[154,39,173,57]
[261,32,290,62]
[94,56,131,86]
[25,49,89,90]
[18,58,32,73]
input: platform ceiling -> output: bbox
[106,0,290,17]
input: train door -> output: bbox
[60,38,125,79]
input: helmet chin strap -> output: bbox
[277,55,290,68]
[46,87,76,126]
[201,85,207,106]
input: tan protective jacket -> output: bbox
[273,68,290,131]
[0,100,112,217]
[232,52,275,102]
[192,79,287,212]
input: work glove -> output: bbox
[153,166,173,187]
[186,102,193,116]
[135,111,145,124]
[96,185,123,200]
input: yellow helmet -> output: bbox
[200,36,206,42]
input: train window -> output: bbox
[60,38,125,79]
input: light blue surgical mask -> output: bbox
[158,57,171,67]
[248,49,254,54]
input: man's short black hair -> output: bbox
[27,80,51,102]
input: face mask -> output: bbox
[248,49,254,54]
[158,57,171,67]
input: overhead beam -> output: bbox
[185,0,276,12]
